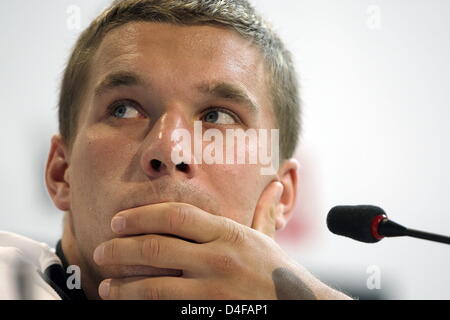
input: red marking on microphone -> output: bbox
[371,215,386,240]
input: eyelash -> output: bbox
[201,106,242,125]
[105,100,242,124]
[106,99,145,118]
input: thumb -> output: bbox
[251,181,284,238]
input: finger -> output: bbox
[99,276,202,300]
[111,202,225,243]
[251,181,283,238]
[93,234,209,274]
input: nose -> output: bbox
[149,159,191,175]
[140,112,197,179]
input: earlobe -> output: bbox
[275,158,299,231]
[45,135,71,212]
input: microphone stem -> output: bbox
[404,228,450,245]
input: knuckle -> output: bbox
[105,239,119,261]
[224,221,245,245]
[208,252,238,273]
[143,285,161,300]
[168,205,188,233]
[142,237,161,260]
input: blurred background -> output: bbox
[0,0,449,299]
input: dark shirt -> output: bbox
[42,240,88,300]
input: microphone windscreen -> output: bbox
[327,205,386,243]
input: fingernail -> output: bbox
[93,244,105,264]
[99,279,110,299]
[111,216,126,233]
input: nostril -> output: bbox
[176,162,189,173]
[150,159,162,172]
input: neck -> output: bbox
[61,213,101,300]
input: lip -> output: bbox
[114,182,213,216]
[117,189,208,212]
[118,199,181,214]
[112,177,214,212]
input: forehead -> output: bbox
[96,22,261,65]
[88,21,272,114]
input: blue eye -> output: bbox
[202,109,237,125]
[109,101,142,119]
[204,111,219,123]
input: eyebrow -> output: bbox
[196,81,259,112]
[94,71,147,97]
[94,71,259,112]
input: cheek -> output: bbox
[67,127,138,230]
[204,163,265,227]
[199,132,273,227]
[72,126,136,179]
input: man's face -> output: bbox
[64,22,277,279]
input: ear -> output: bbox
[251,180,284,238]
[45,134,71,211]
[251,159,299,238]
[274,158,299,231]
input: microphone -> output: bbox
[327,205,450,245]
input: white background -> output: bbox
[0,0,449,299]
